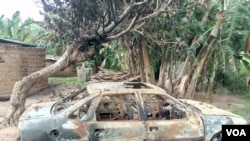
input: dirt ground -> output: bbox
[0,83,247,141]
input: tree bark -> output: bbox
[185,43,213,98]
[167,50,174,94]
[3,43,95,126]
[174,35,198,98]
[138,42,146,82]
[122,33,139,75]
[158,48,169,88]
[174,10,223,99]
[185,21,222,98]
[206,54,216,102]
[243,32,250,86]
[140,36,155,84]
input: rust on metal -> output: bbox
[18,82,248,141]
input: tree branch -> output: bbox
[107,14,139,40]
[79,0,149,41]
[137,0,172,23]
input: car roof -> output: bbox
[86,82,167,95]
[86,82,186,108]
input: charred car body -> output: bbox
[18,82,248,141]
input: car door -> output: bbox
[57,93,101,141]
[86,93,146,141]
[139,92,204,141]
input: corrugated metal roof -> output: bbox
[0,38,37,47]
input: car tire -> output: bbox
[211,132,222,141]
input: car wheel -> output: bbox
[211,132,222,141]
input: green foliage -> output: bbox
[214,70,248,94]
[0,11,69,56]
[240,52,250,72]
[0,11,41,42]
[98,40,125,71]
[143,0,250,96]
[230,95,250,122]
[212,0,250,94]
[145,0,218,69]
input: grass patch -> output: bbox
[230,95,250,123]
[48,77,88,87]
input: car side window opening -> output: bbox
[141,93,186,120]
[67,92,101,121]
[53,89,90,115]
[95,94,139,121]
[69,101,92,120]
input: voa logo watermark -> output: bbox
[226,129,246,136]
[222,125,250,141]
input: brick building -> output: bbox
[0,38,48,100]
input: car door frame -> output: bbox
[85,92,146,141]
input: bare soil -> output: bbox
[0,83,246,141]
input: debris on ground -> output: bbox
[90,68,140,83]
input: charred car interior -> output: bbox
[53,82,187,121]
[95,93,186,121]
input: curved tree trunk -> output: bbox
[3,43,95,126]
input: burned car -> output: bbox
[18,82,248,141]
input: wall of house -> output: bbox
[0,43,48,97]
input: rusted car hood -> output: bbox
[180,99,248,141]
[180,99,240,117]
[19,101,56,120]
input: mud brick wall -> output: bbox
[0,43,48,97]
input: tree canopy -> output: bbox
[38,0,172,45]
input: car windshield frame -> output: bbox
[51,92,100,116]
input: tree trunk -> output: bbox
[185,21,222,98]
[167,50,173,94]
[158,48,169,88]
[243,32,250,86]
[123,49,130,71]
[3,43,95,126]
[185,45,212,98]
[175,11,224,99]
[174,39,196,98]
[140,36,155,84]
[173,6,213,98]
[123,33,138,74]
[138,42,146,82]
[206,54,216,102]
